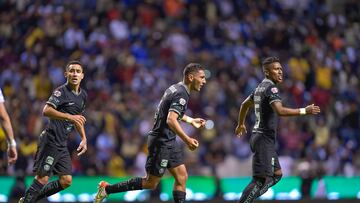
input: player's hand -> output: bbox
[305,104,321,115]
[68,114,86,126]
[235,124,247,137]
[77,139,87,156]
[186,138,199,151]
[192,118,206,129]
[7,146,17,165]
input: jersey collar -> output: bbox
[263,78,275,85]
[178,82,190,95]
[65,83,82,95]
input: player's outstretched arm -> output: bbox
[181,115,206,129]
[235,95,254,137]
[167,111,199,151]
[271,102,321,116]
[0,103,17,165]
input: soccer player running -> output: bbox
[94,63,207,203]
[20,61,88,203]
[235,57,320,203]
[0,88,17,165]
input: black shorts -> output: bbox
[250,133,281,177]
[33,133,72,177]
[145,142,184,177]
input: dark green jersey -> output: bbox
[44,83,87,147]
[250,79,281,137]
[148,82,190,146]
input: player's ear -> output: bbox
[263,68,269,77]
[188,73,194,82]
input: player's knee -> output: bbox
[60,175,72,188]
[274,173,282,185]
[253,176,266,187]
[143,179,159,190]
[35,175,49,185]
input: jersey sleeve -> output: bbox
[46,88,66,109]
[266,85,282,104]
[0,89,4,103]
[169,91,188,119]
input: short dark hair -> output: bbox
[65,60,84,72]
[262,56,280,72]
[183,63,204,77]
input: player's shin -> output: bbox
[105,177,143,194]
[256,174,282,198]
[23,179,44,203]
[238,177,265,203]
[36,180,64,201]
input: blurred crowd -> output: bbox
[0,0,359,183]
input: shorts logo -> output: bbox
[44,164,50,171]
[271,87,278,94]
[160,159,168,167]
[159,168,165,174]
[53,90,61,97]
[179,98,186,106]
[45,156,54,165]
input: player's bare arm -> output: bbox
[271,102,321,116]
[43,104,86,126]
[181,114,206,129]
[75,123,87,156]
[235,95,254,137]
[167,111,199,151]
[0,102,17,165]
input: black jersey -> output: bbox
[44,83,87,147]
[148,82,190,146]
[250,78,281,137]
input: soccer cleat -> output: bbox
[94,181,109,203]
[18,197,24,203]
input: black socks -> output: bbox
[173,190,186,203]
[36,180,64,201]
[238,174,283,203]
[238,177,265,203]
[105,177,143,194]
[257,174,282,198]
[23,179,44,203]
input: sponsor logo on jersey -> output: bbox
[44,164,50,171]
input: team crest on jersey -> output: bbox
[271,87,278,94]
[179,98,186,106]
[53,90,61,97]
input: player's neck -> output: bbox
[66,82,81,94]
[265,77,276,84]
[181,80,191,93]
